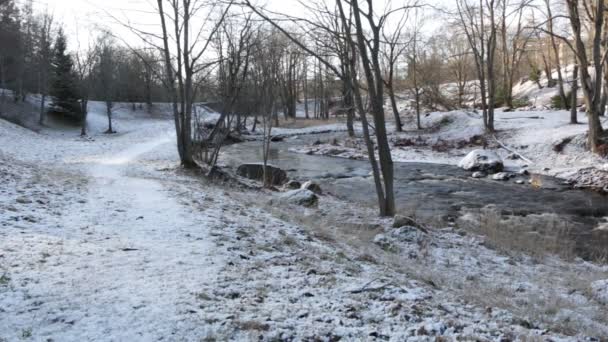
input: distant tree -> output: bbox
[444,30,474,107]
[455,0,499,132]
[73,42,97,136]
[406,9,423,130]
[381,9,410,132]
[542,0,567,108]
[35,11,54,124]
[49,29,81,121]
[94,33,118,133]
[0,0,22,102]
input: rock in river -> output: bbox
[471,171,487,178]
[492,172,511,181]
[283,180,302,190]
[237,163,288,186]
[458,149,504,173]
[301,181,322,195]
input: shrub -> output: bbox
[512,97,531,108]
[550,91,572,109]
[494,86,507,108]
[529,65,542,83]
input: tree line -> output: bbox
[0,0,166,134]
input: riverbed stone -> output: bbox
[471,171,487,178]
[283,180,302,190]
[301,181,322,195]
[458,149,504,173]
[236,163,288,186]
[492,172,511,181]
[279,189,318,207]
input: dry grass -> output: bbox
[245,186,608,338]
[458,207,577,261]
[237,320,270,332]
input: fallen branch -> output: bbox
[492,134,534,164]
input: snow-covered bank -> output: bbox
[288,108,607,186]
[2,110,608,340]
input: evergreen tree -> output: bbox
[50,29,81,120]
[0,0,22,98]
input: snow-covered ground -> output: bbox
[1,102,608,340]
[289,108,608,182]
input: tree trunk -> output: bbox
[414,88,421,130]
[303,59,309,119]
[350,0,394,216]
[106,102,113,133]
[571,65,578,124]
[80,101,88,136]
[39,94,46,125]
[541,52,555,87]
[600,85,607,117]
[157,0,186,165]
[388,85,402,132]
[343,78,355,137]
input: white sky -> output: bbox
[27,0,451,50]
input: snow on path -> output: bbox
[1,132,223,341]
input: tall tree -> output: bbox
[564,0,604,152]
[455,0,499,132]
[381,10,410,132]
[154,0,232,167]
[49,29,81,121]
[543,0,567,108]
[95,33,118,133]
[35,11,54,124]
[0,0,21,102]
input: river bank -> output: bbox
[1,107,608,340]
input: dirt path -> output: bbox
[1,133,224,340]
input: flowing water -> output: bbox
[221,133,608,260]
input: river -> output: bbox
[221,132,608,260]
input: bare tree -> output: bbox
[203,11,254,168]
[445,30,474,108]
[543,0,568,108]
[74,44,96,136]
[94,32,119,133]
[571,64,578,124]
[245,0,419,216]
[344,0,400,216]
[381,10,411,132]
[253,29,282,188]
[499,0,532,109]
[564,0,604,151]
[406,9,423,130]
[36,11,54,124]
[154,0,232,167]
[455,0,499,132]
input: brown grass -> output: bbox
[458,208,576,261]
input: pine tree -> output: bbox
[50,29,81,120]
[0,0,22,99]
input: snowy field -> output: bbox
[1,103,608,340]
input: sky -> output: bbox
[26,0,451,50]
